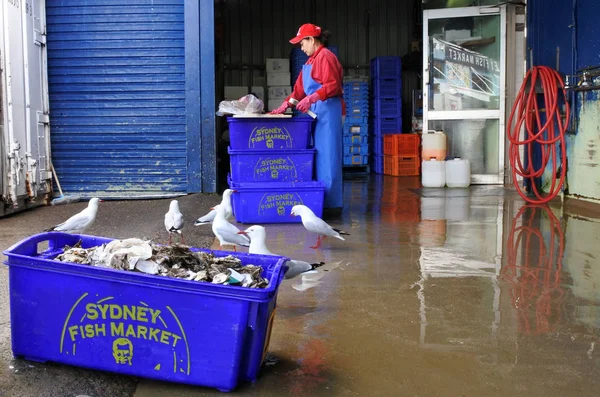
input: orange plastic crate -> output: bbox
[383,155,420,176]
[383,134,421,156]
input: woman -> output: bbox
[271,23,344,214]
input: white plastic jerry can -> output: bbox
[445,158,471,188]
[421,159,446,188]
[421,130,447,161]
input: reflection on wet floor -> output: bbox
[137,174,600,397]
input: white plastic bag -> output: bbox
[216,94,264,116]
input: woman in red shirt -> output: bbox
[271,23,344,213]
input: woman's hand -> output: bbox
[296,93,320,113]
[269,101,290,114]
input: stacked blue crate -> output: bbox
[370,56,402,174]
[342,77,369,168]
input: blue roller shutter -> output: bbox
[46,0,189,197]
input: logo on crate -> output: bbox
[249,126,293,149]
[258,193,304,216]
[59,293,191,375]
[253,156,298,181]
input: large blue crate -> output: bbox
[370,135,383,155]
[371,116,402,135]
[370,56,402,78]
[343,132,368,146]
[229,147,315,182]
[343,143,369,155]
[343,153,369,166]
[227,117,314,150]
[343,122,369,136]
[371,154,384,174]
[228,177,325,224]
[372,97,402,117]
[371,78,402,98]
[3,232,289,392]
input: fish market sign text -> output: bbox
[60,293,191,374]
[254,156,298,180]
[445,46,499,72]
[258,193,304,216]
[248,126,293,148]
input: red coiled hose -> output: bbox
[507,66,570,204]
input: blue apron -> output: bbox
[302,62,343,209]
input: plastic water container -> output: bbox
[422,159,446,188]
[228,147,315,182]
[227,117,314,150]
[445,158,471,188]
[228,176,325,224]
[422,130,447,160]
[2,232,289,392]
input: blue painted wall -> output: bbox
[527,0,600,201]
[46,0,215,197]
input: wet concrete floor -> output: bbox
[2,174,600,396]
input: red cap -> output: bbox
[289,23,322,44]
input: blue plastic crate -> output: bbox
[228,147,315,182]
[370,56,402,78]
[343,122,369,135]
[228,177,325,224]
[371,154,384,174]
[370,135,384,155]
[372,97,402,117]
[371,116,402,134]
[2,232,289,392]
[343,132,368,146]
[371,78,402,98]
[343,143,369,155]
[345,115,369,124]
[343,153,369,166]
[227,117,314,150]
[345,97,369,108]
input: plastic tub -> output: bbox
[228,147,315,182]
[228,177,325,224]
[2,232,289,392]
[343,154,369,166]
[370,56,402,78]
[227,117,314,150]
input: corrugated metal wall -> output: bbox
[216,0,422,131]
[46,0,188,197]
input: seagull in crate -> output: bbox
[44,197,101,234]
[238,225,324,279]
[194,189,236,226]
[290,205,350,249]
[164,200,185,245]
[211,205,250,251]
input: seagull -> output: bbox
[164,200,185,245]
[194,189,236,226]
[290,205,350,249]
[44,197,101,234]
[211,205,250,251]
[238,225,324,279]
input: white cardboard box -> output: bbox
[268,86,292,100]
[267,72,291,87]
[268,99,291,112]
[266,58,290,73]
[224,86,248,100]
[250,86,265,102]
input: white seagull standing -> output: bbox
[211,205,250,251]
[290,205,350,249]
[164,200,185,245]
[194,189,236,226]
[238,225,324,279]
[44,197,101,234]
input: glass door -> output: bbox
[423,6,506,184]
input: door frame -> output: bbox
[423,6,507,185]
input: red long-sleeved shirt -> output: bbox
[286,46,345,115]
